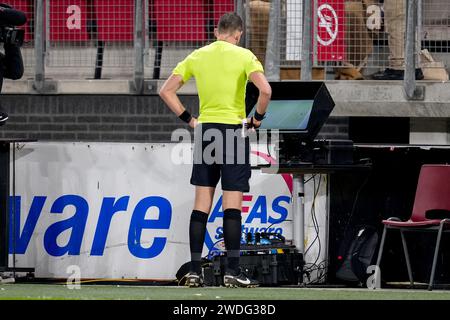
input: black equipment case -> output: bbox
[204,245,304,287]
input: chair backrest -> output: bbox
[49,0,89,41]
[153,0,207,42]
[213,0,235,26]
[95,0,134,42]
[411,164,450,222]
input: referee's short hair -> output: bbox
[218,12,243,34]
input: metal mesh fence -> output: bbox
[243,0,450,81]
[420,0,450,80]
[312,0,386,70]
[244,0,304,76]
[245,0,271,67]
[5,0,450,81]
[146,0,235,79]
[44,0,236,80]
[308,0,450,80]
[46,0,135,79]
[304,0,391,79]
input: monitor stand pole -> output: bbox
[292,174,305,254]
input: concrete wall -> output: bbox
[410,118,450,145]
[0,94,349,142]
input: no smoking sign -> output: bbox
[316,1,345,61]
[317,4,338,46]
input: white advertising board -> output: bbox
[9,142,326,280]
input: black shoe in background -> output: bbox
[415,68,424,80]
[0,111,8,126]
[371,68,404,80]
[371,68,424,80]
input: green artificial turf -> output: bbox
[0,284,449,300]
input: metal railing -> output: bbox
[24,0,237,91]
[4,0,450,95]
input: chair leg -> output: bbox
[428,224,444,291]
[374,225,388,288]
[400,230,414,288]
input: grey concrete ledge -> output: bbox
[2,79,133,95]
[2,79,198,95]
[3,79,450,118]
[326,80,450,118]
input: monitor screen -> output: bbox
[248,100,314,130]
[245,81,335,140]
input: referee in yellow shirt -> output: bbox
[159,12,271,288]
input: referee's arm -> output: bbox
[159,74,197,128]
[249,71,271,127]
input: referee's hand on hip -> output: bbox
[189,117,198,129]
[247,116,262,130]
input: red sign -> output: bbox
[316,0,345,62]
[50,0,89,41]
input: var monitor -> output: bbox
[245,81,335,142]
[248,99,313,131]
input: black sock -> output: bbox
[189,210,209,274]
[223,208,242,275]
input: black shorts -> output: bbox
[190,123,251,192]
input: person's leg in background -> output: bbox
[372,0,405,79]
[372,0,423,80]
[248,0,270,66]
[336,0,373,80]
[385,0,406,70]
[186,186,215,287]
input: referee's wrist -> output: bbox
[178,110,192,124]
[253,110,265,122]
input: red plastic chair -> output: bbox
[375,164,450,290]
